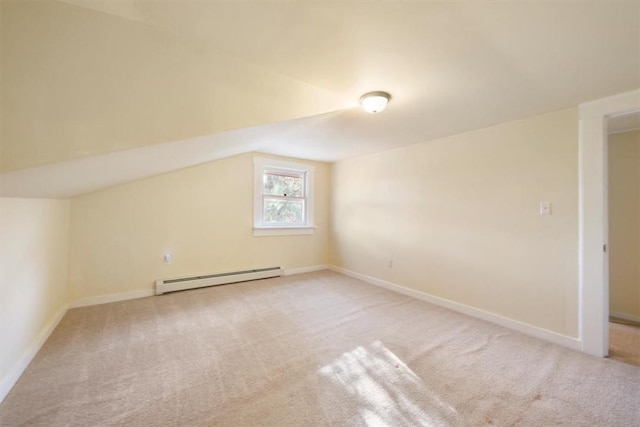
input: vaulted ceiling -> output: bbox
[1,0,639,197]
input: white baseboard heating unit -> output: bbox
[155,267,283,295]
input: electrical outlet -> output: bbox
[164,253,172,264]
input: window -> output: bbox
[253,157,315,236]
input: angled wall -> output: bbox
[0,1,343,172]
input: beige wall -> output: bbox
[69,153,329,302]
[608,130,640,319]
[330,108,579,337]
[0,198,70,388]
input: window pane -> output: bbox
[263,198,304,224]
[263,173,303,197]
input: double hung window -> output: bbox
[253,157,315,236]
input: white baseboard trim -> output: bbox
[329,265,582,351]
[284,265,328,276]
[0,304,68,404]
[610,311,640,323]
[69,289,154,308]
[70,266,329,308]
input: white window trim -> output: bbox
[253,156,315,237]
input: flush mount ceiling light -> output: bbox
[359,91,391,113]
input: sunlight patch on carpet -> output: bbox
[319,340,459,426]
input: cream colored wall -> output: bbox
[0,198,70,387]
[0,1,342,172]
[69,153,329,302]
[608,130,640,319]
[330,108,579,337]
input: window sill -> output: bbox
[253,226,316,237]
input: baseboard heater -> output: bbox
[155,267,283,295]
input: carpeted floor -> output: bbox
[1,270,639,426]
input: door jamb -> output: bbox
[579,89,640,356]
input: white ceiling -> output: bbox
[2,0,640,197]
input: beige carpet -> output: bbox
[1,270,639,426]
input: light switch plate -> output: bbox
[539,202,552,215]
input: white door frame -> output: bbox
[579,89,640,356]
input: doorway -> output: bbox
[606,111,640,366]
[579,89,640,357]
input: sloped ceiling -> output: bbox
[1,0,639,197]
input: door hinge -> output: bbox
[603,244,607,252]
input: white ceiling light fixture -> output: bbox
[359,91,391,114]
